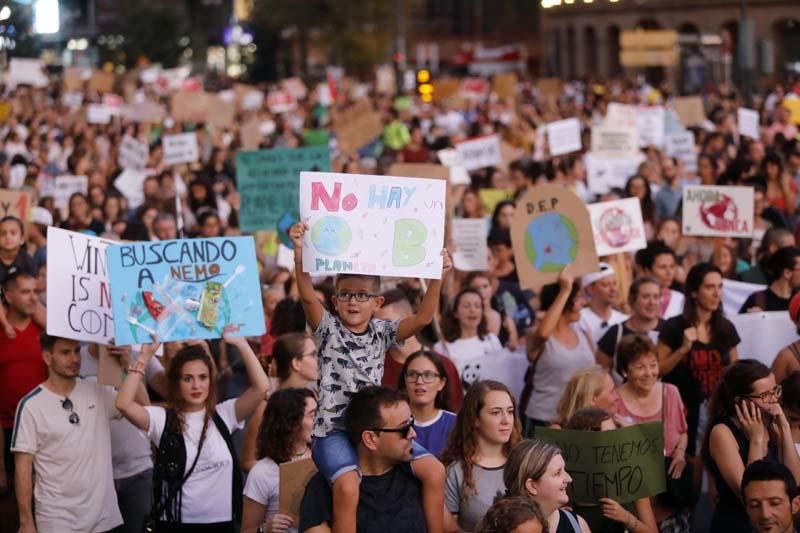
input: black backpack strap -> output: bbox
[212,412,243,523]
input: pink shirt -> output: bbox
[612,382,688,455]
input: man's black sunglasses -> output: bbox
[62,398,80,425]
[368,416,415,439]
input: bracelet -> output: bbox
[673,445,686,453]
[127,366,145,376]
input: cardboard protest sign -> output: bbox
[236,146,331,233]
[536,422,666,504]
[729,311,799,368]
[118,136,149,170]
[267,90,297,114]
[46,227,116,343]
[432,79,461,102]
[673,96,705,127]
[436,149,471,186]
[0,189,32,220]
[636,106,666,148]
[510,184,599,291]
[536,78,562,99]
[63,67,86,92]
[7,58,48,88]
[123,100,166,123]
[89,70,115,94]
[682,185,754,238]
[451,218,489,271]
[492,72,517,100]
[547,118,583,156]
[54,175,88,218]
[460,78,489,100]
[333,100,383,152]
[170,91,210,123]
[107,236,266,345]
[388,163,450,182]
[738,107,760,140]
[455,135,502,171]
[114,169,148,209]
[591,126,638,157]
[206,96,235,130]
[585,152,646,195]
[279,458,318,522]
[299,171,446,279]
[587,198,647,257]
[162,133,199,166]
[665,131,698,173]
[479,189,514,215]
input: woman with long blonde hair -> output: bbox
[442,380,523,532]
[551,366,616,428]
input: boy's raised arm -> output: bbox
[397,249,452,342]
[291,222,324,330]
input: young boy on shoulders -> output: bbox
[290,221,450,533]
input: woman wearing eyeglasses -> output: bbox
[703,359,800,533]
[398,350,456,457]
[441,380,522,532]
[241,333,319,472]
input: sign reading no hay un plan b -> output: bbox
[510,184,599,291]
[299,171,447,279]
[107,236,265,345]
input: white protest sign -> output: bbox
[682,185,754,238]
[451,218,489,271]
[299,171,447,279]
[87,104,113,125]
[46,227,116,343]
[728,312,799,368]
[722,279,765,317]
[118,136,149,170]
[587,197,647,256]
[665,131,698,173]
[62,91,83,108]
[114,168,147,209]
[455,135,502,171]
[267,90,297,114]
[437,148,472,185]
[7,58,48,88]
[282,77,308,100]
[738,108,760,140]
[585,151,647,195]
[241,90,264,111]
[162,132,199,166]
[547,118,583,156]
[54,175,88,218]
[9,164,26,189]
[591,125,638,157]
[636,106,666,148]
[604,103,637,129]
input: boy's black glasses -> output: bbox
[335,291,378,302]
[61,398,80,425]
[368,416,415,439]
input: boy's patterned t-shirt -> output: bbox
[312,308,400,438]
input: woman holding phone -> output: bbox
[704,359,800,533]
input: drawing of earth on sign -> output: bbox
[311,216,352,256]
[524,212,578,272]
[598,207,634,248]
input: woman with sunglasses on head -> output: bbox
[116,334,269,532]
[398,350,456,457]
[703,359,800,533]
[241,332,319,472]
[241,388,316,533]
[442,380,523,532]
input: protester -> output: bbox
[742,459,800,533]
[116,336,269,531]
[638,241,685,319]
[739,246,800,312]
[464,271,519,349]
[704,359,800,533]
[524,267,594,430]
[476,496,548,533]
[550,366,616,428]
[442,380,522,532]
[241,388,316,533]
[398,350,457,457]
[12,334,124,532]
[780,371,800,454]
[740,227,795,284]
[578,262,627,346]
[772,293,800,383]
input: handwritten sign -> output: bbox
[267,90,297,114]
[0,189,32,220]
[665,131,698,173]
[114,169,148,210]
[436,149,471,185]
[279,458,318,522]
[118,136,149,170]
[492,72,517,100]
[682,185,754,238]
[591,126,638,157]
[107,236,266,345]
[510,184,599,291]
[7,58,48,88]
[536,422,666,504]
[54,175,88,219]
[636,106,666,148]
[604,103,637,129]
[587,198,647,256]
[455,135,502,171]
[547,118,583,156]
[87,104,113,125]
[236,146,331,232]
[162,133,199,166]
[299,171,446,279]
[585,152,646,195]
[207,96,235,130]
[451,218,489,271]
[46,227,116,343]
[170,91,210,123]
[282,77,308,100]
[673,96,705,127]
[738,107,760,140]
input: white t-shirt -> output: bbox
[144,399,244,524]
[243,457,299,533]
[663,290,685,319]
[579,307,628,347]
[10,379,123,532]
[434,334,503,389]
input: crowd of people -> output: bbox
[1,63,800,533]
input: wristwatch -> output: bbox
[257,526,264,533]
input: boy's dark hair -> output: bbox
[344,386,408,447]
[0,215,25,235]
[477,496,548,533]
[742,459,798,499]
[39,333,75,353]
[487,228,512,248]
[334,274,381,293]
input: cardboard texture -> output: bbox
[672,96,705,127]
[170,91,211,123]
[333,100,383,152]
[492,72,518,100]
[279,458,318,522]
[510,184,599,291]
[89,71,115,94]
